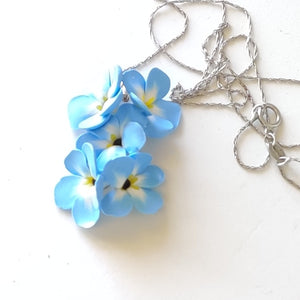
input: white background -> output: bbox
[1,0,300,299]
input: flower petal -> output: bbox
[129,188,163,214]
[137,165,165,188]
[122,122,146,154]
[92,115,120,138]
[72,187,100,228]
[130,152,152,175]
[146,68,170,99]
[101,90,123,116]
[54,176,83,209]
[107,65,122,98]
[84,115,120,152]
[116,103,148,131]
[81,143,97,178]
[122,69,145,98]
[151,99,181,129]
[101,189,133,217]
[76,132,107,154]
[102,156,134,188]
[101,68,111,96]
[95,175,104,203]
[78,113,111,130]
[68,94,99,129]
[129,92,152,116]
[64,150,89,177]
[96,146,127,172]
[144,115,174,138]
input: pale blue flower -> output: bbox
[68,65,123,130]
[101,153,164,216]
[54,143,103,228]
[122,68,181,137]
[76,103,147,171]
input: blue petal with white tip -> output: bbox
[72,177,103,228]
[54,176,83,209]
[64,150,89,177]
[130,152,152,174]
[68,95,99,129]
[96,146,127,172]
[151,99,181,129]
[101,189,133,217]
[78,113,110,130]
[136,165,164,188]
[116,103,148,130]
[72,194,100,228]
[122,69,145,98]
[106,65,123,98]
[144,115,174,138]
[130,188,163,214]
[76,132,104,152]
[81,143,98,178]
[122,122,146,154]
[146,68,170,99]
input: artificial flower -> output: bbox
[101,153,164,216]
[54,143,103,228]
[76,103,147,171]
[56,65,182,227]
[68,65,123,130]
[122,67,181,137]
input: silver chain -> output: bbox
[126,0,300,190]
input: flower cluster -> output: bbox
[55,66,181,228]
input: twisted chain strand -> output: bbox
[128,0,300,190]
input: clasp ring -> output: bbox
[253,103,281,130]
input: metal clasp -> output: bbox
[252,103,281,130]
[251,104,287,166]
[268,142,287,166]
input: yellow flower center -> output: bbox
[141,94,156,109]
[122,174,139,190]
[106,134,122,148]
[84,176,95,186]
[96,96,108,111]
[144,97,155,109]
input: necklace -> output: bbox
[55,0,300,228]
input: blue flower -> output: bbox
[76,103,147,171]
[122,68,181,137]
[54,143,103,228]
[68,65,123,130]
[101,153,165,216]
